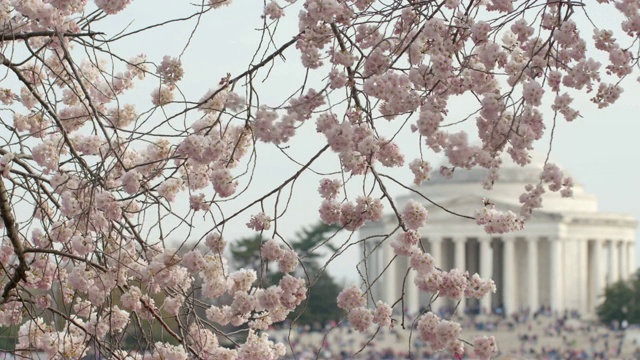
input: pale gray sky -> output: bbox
[90,0,640,284]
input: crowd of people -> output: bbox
[272,307,640,359]
[0,307,636,359]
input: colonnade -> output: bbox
[376,236,637,316]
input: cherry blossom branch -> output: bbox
[0,55,95,180]
[330,23,363,112]
[377,172,475,220]
[0,178,28,302]
[209,144,329,232]
[369,165,408,231]
[0,31,103,41]
[22,248,107,272]
[166,34,301,123]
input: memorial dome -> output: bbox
[398,152,598,213]
[430,152,554,185]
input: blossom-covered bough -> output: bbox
[0,0,637,358]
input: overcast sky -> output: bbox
[95,0,640,284]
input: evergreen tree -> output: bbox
[229,223,343,325]
[229,234,264,271]
[597,271,640,325]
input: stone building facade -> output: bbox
[360,157,637,316]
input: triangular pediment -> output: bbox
[418,195,561,223]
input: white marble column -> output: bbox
[406,269,419,316]
[378,242,385,301]
[609,240,620,284]
[479,238,493,314]
[629,241,637,277]
[620,241,628,281]
[526,238,539,312]
[453,237,466,313]
[577,238,589,314]
[549,238,563,313]
[430,238,444,268]
[591,239,605,309]
[503,237,516,316]
[384,244,397,305]
[429,238,444,312]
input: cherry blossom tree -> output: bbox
[0,0,638,359]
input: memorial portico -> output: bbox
[366,228,636,317]
[361,155,637,317]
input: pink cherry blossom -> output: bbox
[247,212,272,231]
[402,199,429,230]
[347,306,374,333]
[337,285,366,311]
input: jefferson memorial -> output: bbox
[360,156,637,316]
